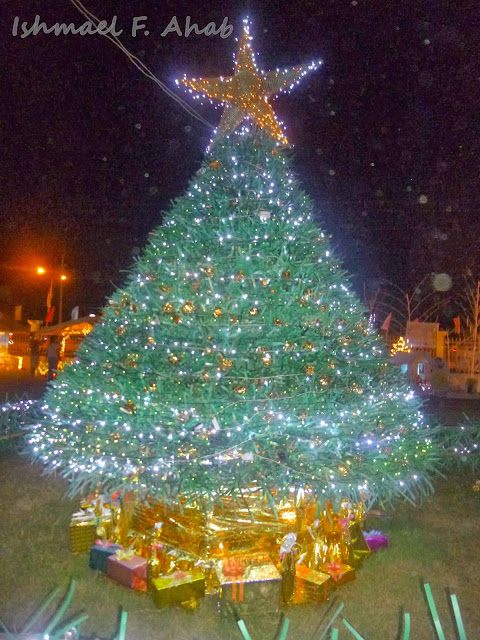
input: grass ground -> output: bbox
[1,450,479,640]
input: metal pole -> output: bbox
[59,253,65,325]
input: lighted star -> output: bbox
[179,19,321,144]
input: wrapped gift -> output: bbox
[69,513,97,554]
[215,555,282,617]
[364,530,389,551]
[89,541,122,573]
[348,522,371,566]
[322,561,356,587]
[107,550,147,591]
[151,569,206,608]
[290,564,331,604]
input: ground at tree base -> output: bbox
[1,448,479,640]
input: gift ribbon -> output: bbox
[338,514,354,534]
[327,561,343,582]
[95,539,115,547]
[223,559,245,603]
[115,548,135,561]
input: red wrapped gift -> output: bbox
[107,550,147,591]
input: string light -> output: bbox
[179,18,321,145]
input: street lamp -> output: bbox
[36,260,68,325]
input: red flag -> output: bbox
[45,306,55,323]
[453,317,461,334]
[380,312,392,332]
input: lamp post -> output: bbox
[36,258,68,325]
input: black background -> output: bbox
[1,0,478,321]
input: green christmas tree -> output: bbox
[29,22,437,511]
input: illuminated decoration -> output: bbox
[28,35,437,520]
[179,19,321,144]
[17,356,23,371]
[391,336,411,356]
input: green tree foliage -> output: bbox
[29,132,438,508]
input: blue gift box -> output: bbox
[89,543,122,573]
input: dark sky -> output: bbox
[1,0,478,322]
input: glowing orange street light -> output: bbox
[35,258,68,325]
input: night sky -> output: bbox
[1,0,478,323]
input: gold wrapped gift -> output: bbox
[69,516,97,554]
[290,564,331,604]
[69,513,112,554]
[151,569,206,608]
[215,555,282,613]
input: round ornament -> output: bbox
[233,385,247,395]
[163,302,174,314]
[168,354,181,366]
[182,301,195,314]
[304,365,315,375]
[213,307,223,318]
[249,307,259,316]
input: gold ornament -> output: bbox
[110,431,121,442]
[168,354,181,366]
[319,376,330,386]
[218,355,233,370]
[116,326,125,336]
[163,302,174,314]
[182,301,195,314]
[262,354,273,366]
[177,411,190,423]
[181,21,320,144]
[172,314,182,324]
[149,382,157,392]
[249,306,259,316]
[130,303,138,313]
[213,307,223,318]
[256,346,268,353]
[233,385,247,395]
[236,270,245,282]
[284,341,295,351]
[303,289,314,297]
[201,265,216,276]
[120,401,136,415]
[121,296,128,307]
[282,271,291,279]
[303,341,314,350]
[230,315,238,324]
[304,365,315,375]
[85,424,93,433]
[148,336,156,344]
[274,318,283,326]
[202,371,211,382]
[300,297,308,307]
[161,285,172,293]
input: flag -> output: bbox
[45,306,55,323]
[46,282,53,309]
[71,306,79,321]
[453,317,461,334]
[380,312,392,332]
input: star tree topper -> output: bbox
[180,19,321,144]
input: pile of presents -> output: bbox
[70,490,388,611]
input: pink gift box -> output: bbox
[107,554,147,591]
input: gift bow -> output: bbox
[115,547,136,561]
[327,561,343,582]
[95,539,114,547]
[223,559,245,577]
[338,513,354,534]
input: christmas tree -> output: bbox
[29,21,437,512]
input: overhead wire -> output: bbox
[68,0,214,130]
